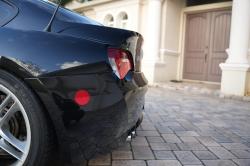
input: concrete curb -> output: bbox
[148,83,250,102]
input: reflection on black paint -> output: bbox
[0,0,148,163]
[40,61,112,77]
[0,27,109,77]
[5,0,101,31]
[39,74,124,112]
[25,72,147,163]
[52,92,79,111]
[8,57,48,76]
[62,110,85,128]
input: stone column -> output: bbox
[143,0,164,64]
[219,0,250,96]
[141,0,164,84]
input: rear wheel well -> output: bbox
[0,67,46,110]
[0,66,58,138]
[0,67,58,166]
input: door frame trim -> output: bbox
[177,1,233,82]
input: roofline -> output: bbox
[69,0,120,12]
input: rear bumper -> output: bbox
[25,71,147,163]
[66,85,147,162]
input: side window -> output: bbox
[0,0,18,27]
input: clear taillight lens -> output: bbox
[108,48,133,79]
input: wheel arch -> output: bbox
[0,56,35,78]
[23,78,72,163]
[0,66,72,162]
[0,67,60,166]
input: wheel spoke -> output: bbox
[0,84,31,164]
[0,126,28,154]
[0,139,23,161]
[0,102,28,154]
[0,102,18,126]
[0,95,12,116]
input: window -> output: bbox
[103,14,114,27]
[121,14,128,29]
[186,0,232,7]
[108,17,114,27]
[0,1,18,26]
[116,12,129,29]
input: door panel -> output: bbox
[187,17,206,52]
[183,10,231,82]
[207,10,231,82]
[183,12,211,81]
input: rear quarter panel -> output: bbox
[0,27,112,77]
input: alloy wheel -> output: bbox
[0,84,31,166]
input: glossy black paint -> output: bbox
[0,27,112,77]
[0,0,147,163]
[0,0,18,26]
[4,0,102,31]
[25,73,147,162]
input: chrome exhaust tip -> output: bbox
[126,134,132,142]
[131,128,136,138]
[126,127,136,142]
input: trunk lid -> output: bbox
[57,21,143,72]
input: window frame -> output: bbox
[108,17,114,27]
[0,0,19,27]
[121,14,128,29]
[186,0,232,7]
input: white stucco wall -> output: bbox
[155,0,184,83]
[83,10,96,20]
[163,0,184,51]
[140,0,185,84]
[247,31,250,94]
[72,0,142,32]
[139,2,148,47]
[93,1,141,32]
[67,1,81,9]
[70,0,185,84]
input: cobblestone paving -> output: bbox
[54,87,250,166]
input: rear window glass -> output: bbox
[0,0,18,26]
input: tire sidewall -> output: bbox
[0,70,43,166]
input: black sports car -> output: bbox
[0,0,147,165]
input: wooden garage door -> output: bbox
[183,10,232,82]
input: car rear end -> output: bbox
[3,0,148,163]
[35,34,148,162]
[39,3,149,163]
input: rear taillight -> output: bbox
[108,48,133,79]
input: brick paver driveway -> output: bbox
[54,87,250,166]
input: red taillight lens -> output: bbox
[108,48,132,79]
[74,90,90,106]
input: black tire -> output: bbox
[0,69,57,166]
